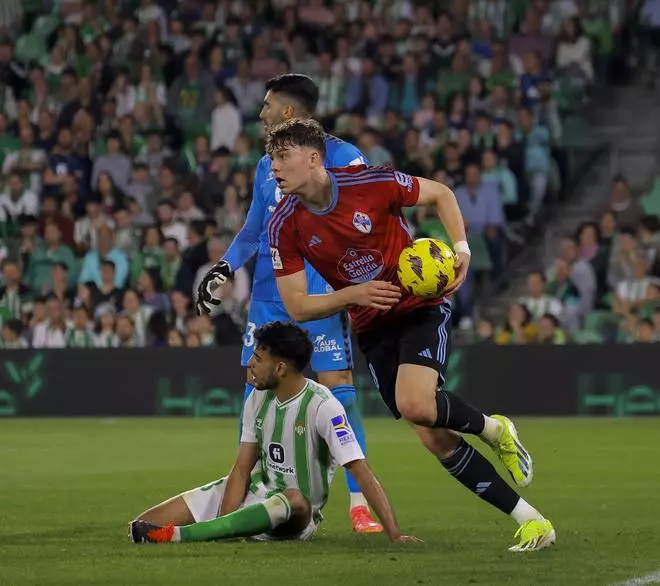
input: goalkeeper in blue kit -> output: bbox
[197,74,382,532]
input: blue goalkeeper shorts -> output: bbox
[241,300,353,372]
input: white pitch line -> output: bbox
[612,571,660,586]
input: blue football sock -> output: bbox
[330,384,366,495]
[238,383,255,441]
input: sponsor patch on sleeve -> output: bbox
[270,247,283,270]
[331,414,355,445]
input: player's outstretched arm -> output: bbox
[414,176,471,295]
[344,459,421,543]
[219,441,259,516]
[276,271,401,322]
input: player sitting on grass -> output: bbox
[129,321,419,544]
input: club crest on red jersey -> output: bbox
[352,211,372,234]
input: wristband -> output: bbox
[453,240,471,256]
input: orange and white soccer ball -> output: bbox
[397,238,456,298]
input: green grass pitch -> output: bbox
[1,418,659,586]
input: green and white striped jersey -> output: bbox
[241,378,364,518]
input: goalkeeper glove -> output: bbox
[196,260,233,315]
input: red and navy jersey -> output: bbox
[268,165,443,333]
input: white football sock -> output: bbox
[263,493,292,527]
[480,415,503,444]
[171,526,181,542]
[510,498,543,525]
[350,492,368,509]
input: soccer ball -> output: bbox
[397,238,456,298]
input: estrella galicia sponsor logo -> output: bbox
[337,248,384,284]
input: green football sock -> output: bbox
[178,493,292,542]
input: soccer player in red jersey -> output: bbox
[266,118,556,552]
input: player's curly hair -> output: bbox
[265,118,327,158]
[254,321,313,373]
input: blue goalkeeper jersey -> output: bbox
[223,135,367,301]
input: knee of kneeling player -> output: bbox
[281,489,312,519]
[396,396,436,426]
[317,369,353,389]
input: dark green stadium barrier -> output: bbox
[0,345,659,417]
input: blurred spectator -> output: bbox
[2,125,47,194]
[26,222,77,293]
[612,257,655,316]
[520,271,564,322]
[576,221,609,302]
[549,236,596,321]
[92,133,132,190]
[636,318,658,343]
[607,228,643,291]
[0,260,29,325]
[226,58,265,120]
[66,306,95,348]
[156,200,188,248]
[357,128,394,166]
[211,87,242,151]
[79,225,129,288]
[137,268,170,314]
[537,313,568,345]
[0,172,39,223]
[605,176,644,228]
[638,215,660,277]
[455,163,506,275]
[496,303,538,345]
[0,318,28,349]
[556,17,594,89]
[94,305,118,348]
[116,314,137,348]
[346,58,389,122]
[122,288,153,346]
[481,148,518,209]
[516,105,550,226]
[167,328,185,347]
[32,295,66,348]
[475,316,496,343]
[39,194,75,248]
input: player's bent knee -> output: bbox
[281,489,312,518]
[397,400,435,426]
[133,495,195,526]
[317,369,353,388]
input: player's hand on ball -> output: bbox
[196,260,233,315]
[391,534,423,543]
[350,280,401,311]
[443,251,470,296]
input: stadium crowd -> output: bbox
[479,175,660,345]
[0,0,650,349]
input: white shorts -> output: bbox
[181,476,318,541]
